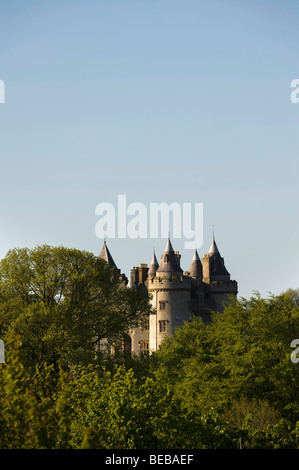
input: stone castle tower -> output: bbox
[147,238,191,352]
[99,235,238,354]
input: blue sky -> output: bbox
[1,0,299,298]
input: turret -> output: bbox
[99,240,126,282]
[127,272,135,288]
[148,249,159,279]
[99,240,118,270]
[156,237,182,275]
[202,232,238,312]
[208,235,230,279]
[188,249,202,279]
[148,237,191,351]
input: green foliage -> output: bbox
[151,291,299,448]
[153,293,299,416]
[0,334,234,449]
[1,250,299,450]
[0,245,153,369]
[0,334,56,448]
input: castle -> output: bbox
[99,235,238,354]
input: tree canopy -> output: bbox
[151,291,299,447]
[0,245,153,368]
[153,292,299,413]
[0,246,299,449]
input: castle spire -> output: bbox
[208,233,220,256]
[156,236,182,274]
[99,240,117,269]
[207,233,230,276]
[148,248,159,276]
[188,248,202,279]
[127,271,135,288]
[164,235,174,253]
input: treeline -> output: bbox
[0,245,299,449]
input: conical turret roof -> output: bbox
[208,235,220,256]
[156,237,182,274]
[148,249,159,276]
[189,249,202,278]
[165,237,174,253]
[127,272,135,288]
[208,235,230,276]
[99,240,117,269]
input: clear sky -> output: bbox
[1,0,299,299]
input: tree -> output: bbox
[62,363,235,449]
[0,333,84,449]
[152,292,299,447]
[0,245,153,369]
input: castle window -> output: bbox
[139,341,149,353]
[159,301,166,310]
[159,320,168,333]
[140,318,149,331]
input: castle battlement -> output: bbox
[148,275,191,291]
